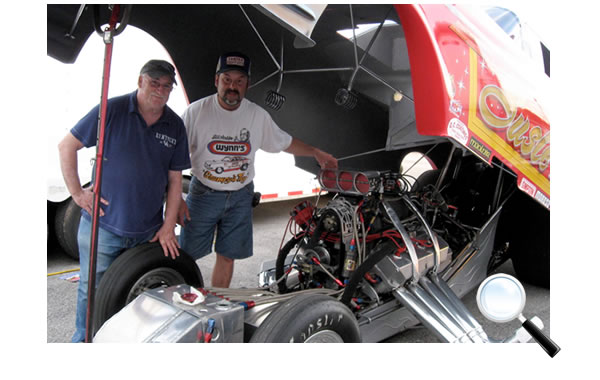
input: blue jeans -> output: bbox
[71,215,155,343]
[179,177,254,261]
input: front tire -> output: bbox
[249,294,361,343]
[93,242,203,333]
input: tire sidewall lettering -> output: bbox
[291,313,345,342]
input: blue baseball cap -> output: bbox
[216,52,251,77]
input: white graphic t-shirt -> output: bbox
[182,94,293,191]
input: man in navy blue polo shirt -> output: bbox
[58,59,191,342]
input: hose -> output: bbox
[47,268,79,277]
[207,286,343,306]
[340,240,396,305]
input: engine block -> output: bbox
[371,232,452,292]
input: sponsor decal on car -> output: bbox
[468,136,491,161]
[518,177,536,197]
[447,118,469,145]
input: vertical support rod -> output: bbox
[85,5,119,343]
[435,145,456,191]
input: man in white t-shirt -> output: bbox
[178,52,338,288]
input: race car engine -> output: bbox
[274,169,454,313]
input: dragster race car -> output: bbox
[47,4,556,351]
[92,167,557,353]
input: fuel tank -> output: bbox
[94,284,245,343]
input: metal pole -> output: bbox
[85,5,120,343]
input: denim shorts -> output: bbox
[179,176,254,261]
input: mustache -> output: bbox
[151,91,167,100]
[225,89,240,96]
[152,94,167,100]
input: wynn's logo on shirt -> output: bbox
[207,140,251,155]
[207,128,251,155]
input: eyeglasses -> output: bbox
[144,75,174,92]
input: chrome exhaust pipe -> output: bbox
[407,282,473,342]
[393,286,462,343]
[419,275,488,343]
[428,274,488,342]
[392,275,489,343]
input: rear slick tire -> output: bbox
[93,242,203,334]
[249,294,361,343]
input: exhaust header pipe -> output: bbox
[392,274,488,343]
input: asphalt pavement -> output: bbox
[47,195,552,344]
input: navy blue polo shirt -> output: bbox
[71,90,191,238]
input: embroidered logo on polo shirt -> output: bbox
[155,133,176,148]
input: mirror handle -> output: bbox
[522,319,561,357]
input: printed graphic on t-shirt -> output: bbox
[203,128,252,186]
[204,156,250,174]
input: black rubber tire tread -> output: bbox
[275,235,303,293]
[54,198,81,260]
[93,242,203,333]
[249,293,361,343]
